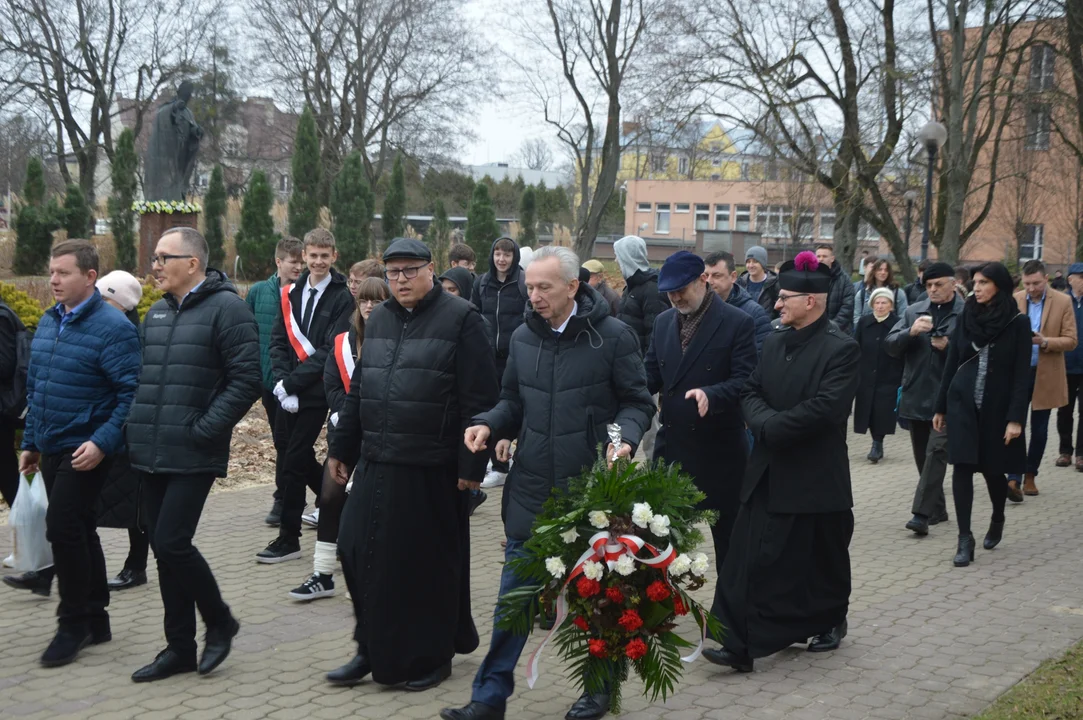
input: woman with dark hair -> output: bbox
[934,262,1030,567]
[854,288,904,463]
[287,277,389,601]
[853,259,908,327]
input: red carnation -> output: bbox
[646,580,671,602]
[673,595,688,616]
[576,577,601,599]
[618,609,644,632]
[625,638,648,660]
[605,587,625,604]
[573,616,589,632]
[588,638,608,658]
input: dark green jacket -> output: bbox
[246,273,281,391]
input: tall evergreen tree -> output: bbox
[14,157,58,275]
[62,184,93,239]
[235,170,278,276]
[426,199,452,271]
[518,187,537,247]
[288,105,322,237]
[204,165,227,268]
[23,155,45,206]
[381,153,406,245]
[330,152,372,267]
[465,181,500,273]
[109,129,139,271]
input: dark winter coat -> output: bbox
[246,272,282,391]
[645,294,757,511]
[853,313,904,437]
[127,270,262,477]
[882,295,965,421]
[270,268,356,409]
[741,314,860,514]
[1066,289,1083,375]
[826,263,856,334]
[22,290,141,456]
[324,327,359,417]
[904,279,928,306]
[329,282,499,479]
[472,237,529,371]
[724,283,772,355]
[596,280,621,317]
[474,283,655,540]
[619,268,668,354]
[935,313,1031,473]
[736,270,780,319]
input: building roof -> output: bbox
[465,162,566,188]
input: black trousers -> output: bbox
[1058,374,1083,456]
[41,451,111,632]
[142,472,232,660]
[0,419,17,508]
[261,387,283,501]
[124,527,150,574]
[275,406,326,539]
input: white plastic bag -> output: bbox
[9,473,52,572]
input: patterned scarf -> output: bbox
[678,289,713,352]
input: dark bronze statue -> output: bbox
[143,81,203,202]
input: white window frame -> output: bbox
[1021,224,1044,260]
[674,203,691,213]
[734,204,751,232]
[636,202,651,213]
[819,208,836,240]
[756,205,791,239]
[798,210,815,239]
[694,204,710,231]
[714,204,730,230]
[678,156,689,176]
[711,156,722,167]
[1025,104,1052,151]
[655,203,671,234]
[279,174,290,193]
[1030,44,1055,92]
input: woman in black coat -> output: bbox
[853,288,904,464]
[933,262,1030,568]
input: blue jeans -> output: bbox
[472,539,531,712]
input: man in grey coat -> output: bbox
[883,262,963,536]
[442,245,655,720]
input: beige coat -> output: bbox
[1014,288,1079,410]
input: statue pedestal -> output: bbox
[138,212,199,275]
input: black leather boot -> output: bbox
[953,533,976,567]
[983,520,1005,550]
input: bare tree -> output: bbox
[513,138,556,170]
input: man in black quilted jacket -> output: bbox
[126,227,260,683]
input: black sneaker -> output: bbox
[256,537,302,564]
[265,499,283,527]
[288,573,336,601]
[468,490,488,516]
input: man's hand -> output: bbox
[71,441,105,471]
[930,336,949,352]
[328,457,350,486]
[1032,333,1045,347]
[19,450,39,476]
[605,442,632,468]
[933,413,947,433]
[457,478,481,491]
[1004,422,1022,445]
[273,380,288,402]
[495,439,512,463]
[685,388,709,417]
[464,425,490,453]
[910,315,934,337]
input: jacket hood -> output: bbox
[526,282,609,340]
[739,269,778,286]
[166,268,238,309]
[488,236,521,280]
[726,281,752,306]
[625,267,659,289]
[614,235,650,278]
[830,262,844,279]
[439,267,474,302]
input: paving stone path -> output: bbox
[2,428,1082,720]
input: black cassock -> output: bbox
[712,314,860,658]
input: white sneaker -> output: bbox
[302,508,320,528]
[481,471,507,489]
[2,554,13,568]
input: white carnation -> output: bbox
[614,554,637,576]
[545,557,566,579]
[588,511,609,529]
[690,553,710,575]
[583,560,604,581]
[669,554,692,577]
[631,502,654,528]
[560,527,579,544]
[648,514,671,536]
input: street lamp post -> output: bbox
[917,121,948,261]
[903,189,919,256]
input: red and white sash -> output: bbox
[281,285,316,362]
[333,331,356,393]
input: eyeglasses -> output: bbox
[151,253,193,266]
[776,293,811,303]
[384,264,429,281]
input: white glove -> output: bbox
[273,381,288,403]
[281,395,300,413]
[330,412,340,428]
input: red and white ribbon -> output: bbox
[281,285,316,362]
[333,331,355,393]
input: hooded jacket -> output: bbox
[474,283,655,540]
[246,272,283,391]
[826,263,856,334]
[472,237,529,366]
[441,266,494,350]
[613,236,666,353]
[736,270,780,319]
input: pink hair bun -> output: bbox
[794,251,819,271]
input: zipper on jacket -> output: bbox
[149,307,182,472]
[495,283,504,351]
[549,336,559,485]
[379,319,409,452]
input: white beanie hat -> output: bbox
[96,271,143,312]
[868,287,895,308]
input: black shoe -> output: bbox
[929,512,949,525]
[40,628,91,667]
[132,648,198,683]
[404,661,452,691]
[468,490,488,517]
[288,572,336,601]
[703,646,754,672]
[265,499,283,526]
[256,537,302,564]
[905,514,929,536]
[867,440,883,463]
[440,702,505,720]
[954,533,976,567]
[108,567,147,590]
[565,691,611,720]
[983,520,1005,550]
[3,568,54,596]
[808,619,848,652]
[90,617,112,645]
[198,617,240,675]
[326,654,372,686]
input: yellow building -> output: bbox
[616,120,750,182]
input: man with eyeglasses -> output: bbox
[325,237,499,692]
[705,251,859,674]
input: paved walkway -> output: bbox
[2,429,1083,720]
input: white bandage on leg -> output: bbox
[313,541,338,576]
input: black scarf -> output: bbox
[961,291,1017,348]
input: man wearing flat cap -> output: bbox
[884,261,965,536]
[645,251,757,570]
[705,251,859,674]
[325,237,500,691]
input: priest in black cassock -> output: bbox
[705,250,860,673]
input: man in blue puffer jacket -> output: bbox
[16,240,142,669]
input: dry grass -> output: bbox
[973,640,1083,719]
